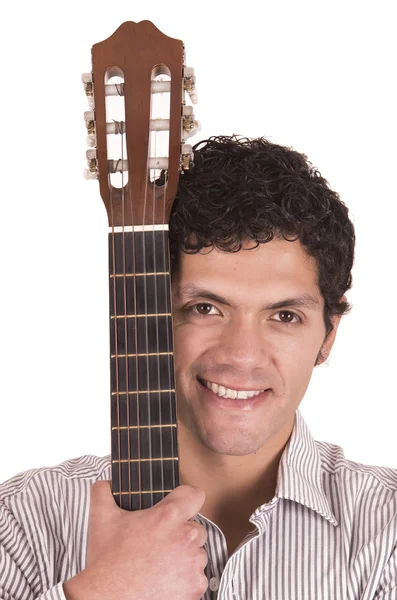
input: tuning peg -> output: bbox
[183,105,194,128]
[84,110,96,147]
[82,73,93,96]
[186,121,201,139]
[84,148,98,180]
[180,143,194,171]
[84,168,98,180]
[183,67,198,104]
[84,110,95,129]
[82,73,95,109]
[182,106,201,139]
[86,134,96,148]
[182,106,200,136]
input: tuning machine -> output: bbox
[82,74,98,177]
[84,110,96,148]
[183,67,198,104]
[180,144,194,172]
[183,105,201,139]
[84,149,98,180]
[82,73,95,109]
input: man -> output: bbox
[1,136,396,600]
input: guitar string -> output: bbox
[162,81,177,492]
[109,89,125,509]
[109,167,122,510]
[151,118,164,504]
[125,114,143,510]
[143,105,153,509]
[157,75,176,496]
[119,113,135,510]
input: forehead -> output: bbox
[174,238,321,303]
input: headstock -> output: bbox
[82,21,200,227]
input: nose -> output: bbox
[216,313,271,371]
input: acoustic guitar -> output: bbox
[81,21,199,511]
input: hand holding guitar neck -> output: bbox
[63,482,208,600]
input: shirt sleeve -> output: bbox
[0,500,68,600]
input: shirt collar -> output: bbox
[271,409,339,527]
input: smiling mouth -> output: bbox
[197,377,269,400]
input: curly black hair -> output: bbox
[169,135,355,335]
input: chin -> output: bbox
[199,426,271,457]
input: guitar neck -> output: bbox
[109,228,180,510]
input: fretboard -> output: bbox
[109,229,179,510]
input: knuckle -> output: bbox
[200,547,209,567]
[187,525,199,542]
[195,524,208,546]
[195,547,208,569]
[160,501,180,521]
[195,573,209,595]
[200,526,208,543]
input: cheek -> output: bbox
[173,325,204,374]
[276,334,323,389]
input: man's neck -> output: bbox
[178,420,293,529]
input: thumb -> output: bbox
[89,480,118,516]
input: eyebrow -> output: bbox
[178,284,321,311]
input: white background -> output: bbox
[0,0,395,482]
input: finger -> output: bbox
[187,522,208,546]
[90,480,118,511]
[199,547,209,568]
[157,484,206,521]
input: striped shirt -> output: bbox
[1,410,397,600]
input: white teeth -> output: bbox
[204,379,264,399]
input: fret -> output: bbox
[109,225,169,233]
[112,460,178,490]
[111,391,176,428]
[111,389,175,395]
[114,491,174,511]
[112,457,178,462]
[111,352,173,358]
[110,272,170,277]
[110,313,172,318]
[112,424,178,461]
[112,450,179,507]
[115,490,173,495]
[110,314,173,355]
[112,424,177,430]
[109,231,169,274]
[109,276,171,315]
[110,354,174,393]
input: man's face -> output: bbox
[172,238,340,456]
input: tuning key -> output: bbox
[183,67,198,104]
[84,148,98,180]
[181,144,194,171]
[182,106,201,139]
[82,72,95,109]
[84,111,95,132]
[182,106,194,130]
[84,110,96,147]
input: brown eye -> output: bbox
[196,303,213,315]
[279,311,295,322]
[274,311,301,324]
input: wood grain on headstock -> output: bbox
[92,21,183,227]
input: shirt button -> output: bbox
[209,577,219,591]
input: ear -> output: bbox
[315,296,346,366]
